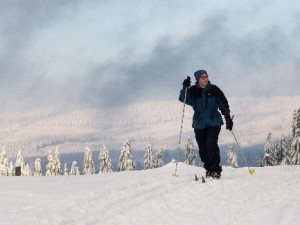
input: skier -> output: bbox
[179,70,233,179]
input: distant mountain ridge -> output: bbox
[1,96,299,157]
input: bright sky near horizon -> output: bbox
[0,0,299,110]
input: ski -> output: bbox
[194,174,206,183]
[195,174,221,182]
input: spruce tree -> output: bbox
[272,140,284,165]
[99,144,113,173]
[281,137,292,165]
[45,149,62,176]
[292,109,297,138]
[276,138,289,165]
[63,163,69,176]
[53,147,62,175]
[46,151,54,176]
[82,147,95,175]
[70,161,80,175]
[15,150,25,176]
[184,137,196,166]
[155,148,164,168]
[8,161,14,176]
[264,133,273,166]
[23,164,32,176]
[291,108,300,165]
[34,158,42,176]
[118,140,134,172]
[227,145,238,168]
[0,147,10,176]
[256,156,264,167]
[144,141,154,169]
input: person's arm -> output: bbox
[179,88,193,106]
[214,85,233,130]
[214,85,230,117]
[179,77,193,106]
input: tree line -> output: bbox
[262,108,300,166]
[0,140,165,176]
[1,107,299,176]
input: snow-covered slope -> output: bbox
[1,163,300,225]
[1,96,299,157]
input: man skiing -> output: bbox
[179,70,233,179]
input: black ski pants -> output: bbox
[194,126,222,173]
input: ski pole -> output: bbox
[230,116,255,175]
[172,77,189,177]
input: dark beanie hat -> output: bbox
[194,70,207,81]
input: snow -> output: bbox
[1,163,300,225]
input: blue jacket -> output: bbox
[179,81,230,129]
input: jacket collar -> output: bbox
[196,81,211,91]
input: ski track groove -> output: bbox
[31,174,195,225]
[2,165,300,225]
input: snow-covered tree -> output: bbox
[264,133,273,166]
[154,148,164,168]
[99,144,112,173]
[281,137,292,165]
[46,151,54,176]
[118,140,134,172]
[291,108,300,165]
[34,158,42,176]
[292,109,298,138]
[274,138,288,165]
[63,163,68,176]
[15,149,25,176]
[144,141,154,169]
[291,138,300,165]
[69,161,80,175]
[0,147,10,176]
[264,154,272,167]
[227,145,238,168]
[23,164,32,176]
[256,156,264,167]
[272,140,284,165]
[8,161,14,176]
[82,147,95,175]
[184,137,196,166]
[53,147,62,175]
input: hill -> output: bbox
[1,96,299,158]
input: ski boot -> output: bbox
[212,171,221,180]
[205,170,212,178]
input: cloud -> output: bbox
[0,0,82,110]
[1,2,299,112]
[80,14,300,108]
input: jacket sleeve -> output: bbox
[214,86,230,118]
[179,88,193,106]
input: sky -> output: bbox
[0,0,300,111]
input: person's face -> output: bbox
[198,74,209,87]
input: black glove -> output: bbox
[225,116,233,131]
[183,76,191,89]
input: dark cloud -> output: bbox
[80,14,300,108]
[0,1,78,77]
[0,0,82,111]
[0,2,299,112]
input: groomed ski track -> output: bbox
[1,162,300,225]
